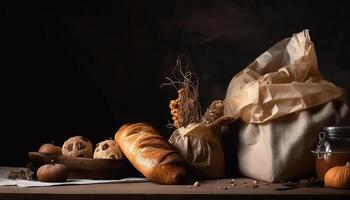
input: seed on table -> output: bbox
[194,181,200,187]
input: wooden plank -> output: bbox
[0,178,349,200]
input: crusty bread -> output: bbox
[62,136,93,158]
[93,139,124,160]
[115,123,187,184]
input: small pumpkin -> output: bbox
[324,162,350,188]
[37,160,68,182]
[38,141,62,155]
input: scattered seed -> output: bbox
[253,180,259,185]
[229,179,235,183]
[194,181,200,187]
[218,186,222,189]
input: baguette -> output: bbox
[115,123,187,184]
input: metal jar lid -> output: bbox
[323,126,350,137]
[312,126,350,157]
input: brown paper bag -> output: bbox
[224,30,349,182]
[224,30,345,124]
[169,123,225,179]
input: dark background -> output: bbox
[3,0,350,166]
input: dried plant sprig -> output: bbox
[202,100,225,126]
[161,54,201,128]
[202,100,235,135]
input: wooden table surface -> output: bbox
[1,178,349,200]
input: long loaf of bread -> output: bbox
[114,123,187,184]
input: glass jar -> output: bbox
[313,126,350,181]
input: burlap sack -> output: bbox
[224,30,349,182]
[169,123,225,179]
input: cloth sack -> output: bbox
[169,123,225,179]
[236,101,348,182]
[224,30,349,182]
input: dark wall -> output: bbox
[3,0,350,166]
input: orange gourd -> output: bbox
[37,160,68,182]
[324,162,350,188]
[38,141,62,155]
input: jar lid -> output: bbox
[323,126,350,137]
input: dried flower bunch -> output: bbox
[201,100,234,134]
[163,54,234,133]
[202,100,224,126]
[162,54,201,128]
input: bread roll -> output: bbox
[62,136,93,158]
[115,123,187,184]
[93,139,124,160]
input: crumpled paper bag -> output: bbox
[224,29,345,123]
[168,123,225,179]
[223,29,349,182]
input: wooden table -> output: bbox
[0,178,349,200]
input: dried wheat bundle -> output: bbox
[161,54,201,128]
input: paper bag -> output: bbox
[224,30,345,124]
[223,30,349,182]
[169,123,225,179]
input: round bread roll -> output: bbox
[93,139,124,160]
[62,136,93,158]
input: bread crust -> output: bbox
[115,123,187,184]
